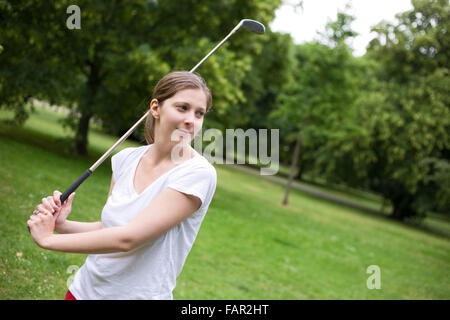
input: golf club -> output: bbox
[28,19,264,229]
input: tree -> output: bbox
[364,0,449,219]
[0,1,75,124]
[314,0,450,219]
[1,0,169,154]
[271,10,362,205]
[318,7,358,47]
[0,0,281,154]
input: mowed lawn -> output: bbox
[0,107,449,299]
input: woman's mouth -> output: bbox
[177,128,193,135]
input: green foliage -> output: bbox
[318,8,359,47]
[362,0,450,219]
[315,0,450,219]
[0,0,281,153]
[209,30,296,132]
[368,0,449,80]
[246,31,296,130]
[272,2,449,220]
[91,44,170,140]
[0,1,69,123]
[270,15,363,175]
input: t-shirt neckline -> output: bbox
[130,144,200,196]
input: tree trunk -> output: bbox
[389,194,416,221]
[282,131,303,205]
[74,56,101,155]
[75,111,92,155]
[295,159,305,180]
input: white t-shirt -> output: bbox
[69,144,217,300]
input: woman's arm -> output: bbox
[121,187,202,250]
[29,186,201,254]
[55,220,102,234]
[41,225,129,254]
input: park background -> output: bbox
[0,0,449,299]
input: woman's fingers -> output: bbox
[62,192,75,209]
[27,219,36,229]
[28,201,55,231]
[53,190,62,207]
[29,214,43,225]
[42,198,56,213]
[67,192,75,204]
[46,196,58,210]
[37,204,52,215]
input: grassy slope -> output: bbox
[0,108,449,299]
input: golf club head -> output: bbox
[240,19,265,34]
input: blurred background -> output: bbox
[0,0,449,299]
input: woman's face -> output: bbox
[151,88,207,145]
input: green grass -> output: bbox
[0,106,449,299]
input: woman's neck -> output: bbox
[147,140,195,166]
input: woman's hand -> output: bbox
[51,190,76,228]
[27,191,75,247]
[27,209,56,248]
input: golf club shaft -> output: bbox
[59,111,149,202]
[189,22,241,73]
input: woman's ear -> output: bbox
[150,99,160,119]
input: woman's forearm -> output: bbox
[42,226,129,254]
[55,220,102,234]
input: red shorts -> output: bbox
[65,290,77,300]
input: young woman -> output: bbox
[27,71,217,300]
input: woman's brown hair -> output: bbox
[144,71,212,144]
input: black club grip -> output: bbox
[60,169,92,203]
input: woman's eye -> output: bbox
[177,105,204,116]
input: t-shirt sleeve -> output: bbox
[167,166,217,208]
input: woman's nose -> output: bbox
[184,112,195,125]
